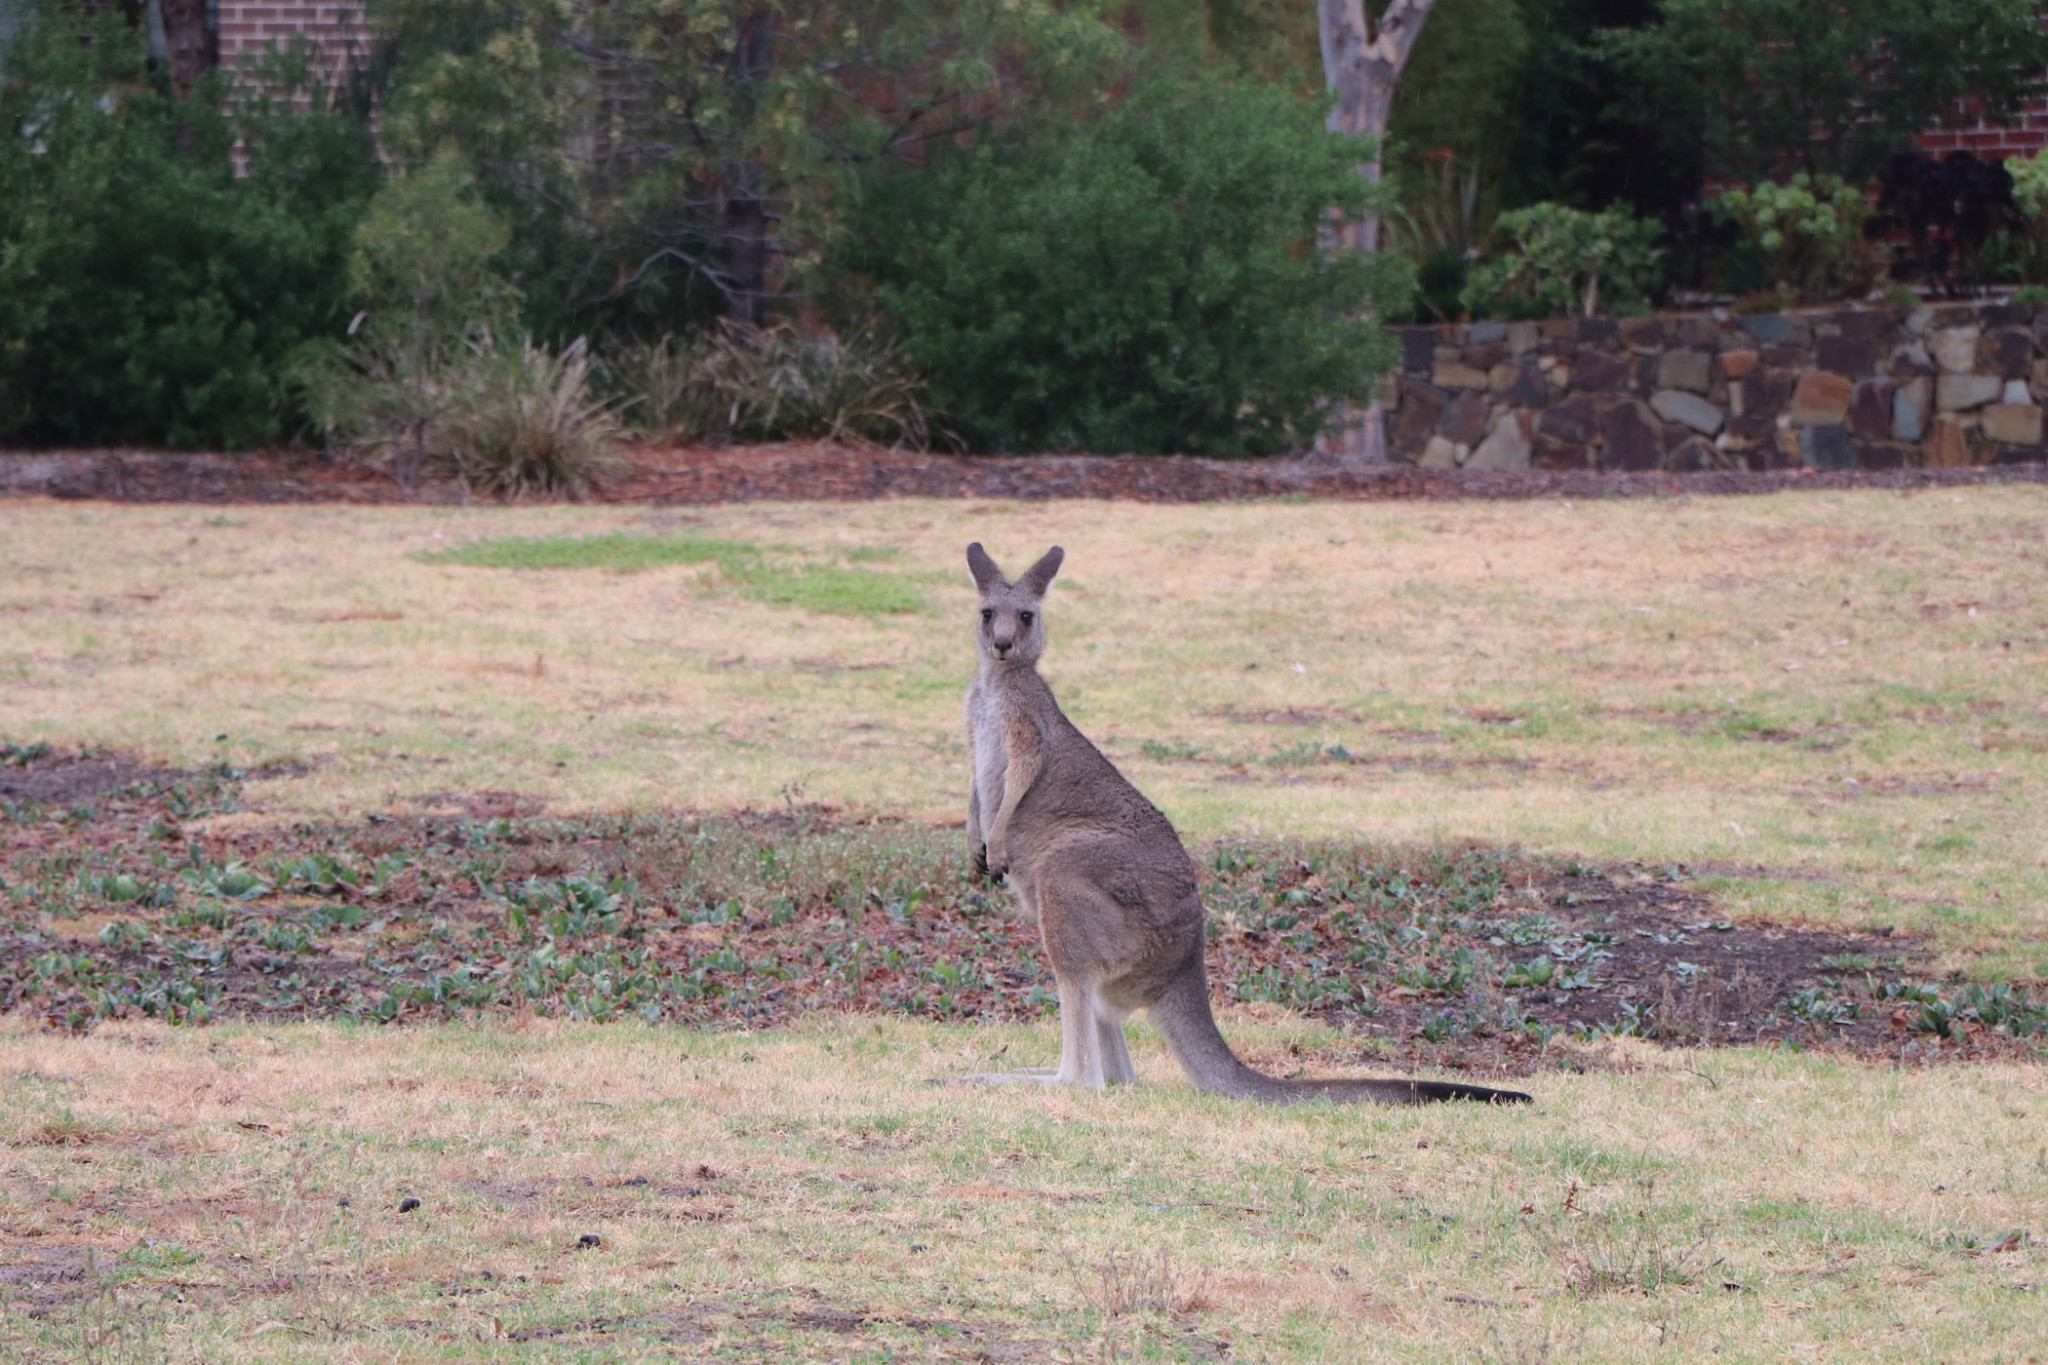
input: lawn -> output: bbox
[2,487,2045,1360]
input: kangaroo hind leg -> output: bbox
[1052,971,1111,1087]
[947,970,1100,1088]
[1095,995,1137,1085]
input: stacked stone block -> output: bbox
[1387,303,2048,472]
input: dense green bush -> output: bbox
[0,11,379,448]
[1709,174,1869,306]
[2009,151,2048,286]
[1462,203,1664,320]
[847,74,1407,456]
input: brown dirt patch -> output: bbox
[5,444,2047,506]
[0,1244,100,1317]
[0,751,188,807]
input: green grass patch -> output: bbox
[419,529,751,571]
[419,530,934,615]
[725,558,934,616]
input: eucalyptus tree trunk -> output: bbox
[1316,0,1433,466]
[157,0,216,100]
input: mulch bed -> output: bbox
[5,443,2048,506]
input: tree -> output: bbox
[1315,0,1435,463]
[1382,0,1525,196]
[1599,0,2048,184]
[1488,1,1699,224]
[296,150,518,484]
[1318,0,1435,254]
[1123,0,1320,84]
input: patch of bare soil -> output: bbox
[482,1298,1041,1355]
[0,1244,99,1318]
[0,749,189,807]
[1,748,2040,1075]
[5,443,2047,506]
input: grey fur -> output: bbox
[960,542,1530,1106]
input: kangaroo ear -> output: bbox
[1018,546,1064,597]
[966,542,1005,593]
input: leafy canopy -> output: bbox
[366,0,1123,336]
[1598,0,2048,183]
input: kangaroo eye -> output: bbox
[1019,612,1034,626]
[980,609,993,624]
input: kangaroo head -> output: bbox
[966,543,1063,666]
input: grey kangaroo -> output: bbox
[962,543,1530,1105]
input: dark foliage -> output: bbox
[1495,0,1701,224]
[1868,151,2021,294]
[1598,0,2048,185]
[0,10,380,449]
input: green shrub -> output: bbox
[0,13,379,449]
[607,335,706,437]
[2009,150,2048,286]
[1462,203,1664,320]
[1598,0,2048,184]
[1710,173,1869,305]
[847,72,1406,456]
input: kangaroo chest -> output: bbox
[967,675,1037,813]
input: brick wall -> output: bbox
[215,1,367,78]
[1918,90,2048,162]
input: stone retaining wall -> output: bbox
[1387,303,2048,472]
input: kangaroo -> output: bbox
[961,543,1530,1105]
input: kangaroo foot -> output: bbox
[939,1068,1060,1086]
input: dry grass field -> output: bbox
[2,487,2046,1360]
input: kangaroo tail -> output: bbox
[1148,968,1531,1107]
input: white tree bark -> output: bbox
[1316,0,1435,466]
